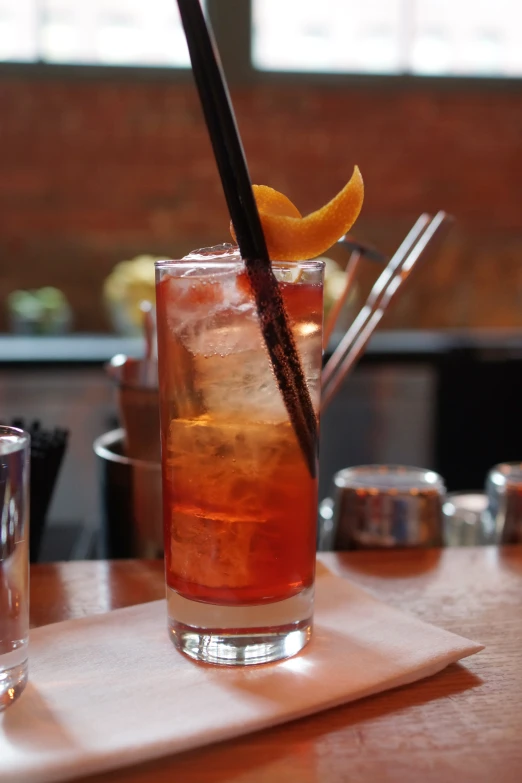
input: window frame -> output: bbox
[0,0,521,91]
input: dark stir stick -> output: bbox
[176,0,318,478]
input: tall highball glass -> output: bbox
[156,245,323,665]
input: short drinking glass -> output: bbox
[0,425,29,710]
[156,246,323,665]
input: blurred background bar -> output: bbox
[0,0,521,559]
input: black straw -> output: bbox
[10,418,68,562]
[176,0,318,477]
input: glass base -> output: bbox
[0,659,28,711]
[167,585,313,666]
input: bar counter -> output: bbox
[30,547,522,783]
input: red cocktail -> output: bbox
[156,245,323,664]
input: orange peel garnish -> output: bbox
[248,185,302,221]
[230,166,364,261]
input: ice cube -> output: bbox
[162,244,260,358]
[193,348,286,421]
[159,245,320,419]
[181,243,241,265]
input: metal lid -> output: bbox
[334,464,445,492]
[486,462,522,545]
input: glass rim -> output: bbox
[93,428,161,471]
[0,424,30,451]
[155,256,325,272]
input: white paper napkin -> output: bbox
[0,564,483,783]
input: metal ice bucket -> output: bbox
[94,428,163,559]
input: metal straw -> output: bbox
[176,0,317,477]
[338,235,388,265]
[322,214,430,393]
[323,251,362,349]
[322,212,451,411]
[323,237,389,348]
[140,300,156,361]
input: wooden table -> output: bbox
[30,548,522,783]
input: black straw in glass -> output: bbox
[176,0,318,477]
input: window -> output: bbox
[0,0,37,62]
[252,0,522,78]
[0,0,203,66]
[0,0,520,79]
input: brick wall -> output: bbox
[1,75,521,331]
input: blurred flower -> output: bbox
[104,255,160,335]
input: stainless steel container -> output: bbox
[94,429,163,559]
[485,462,522,545]
[324,464,445,550]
